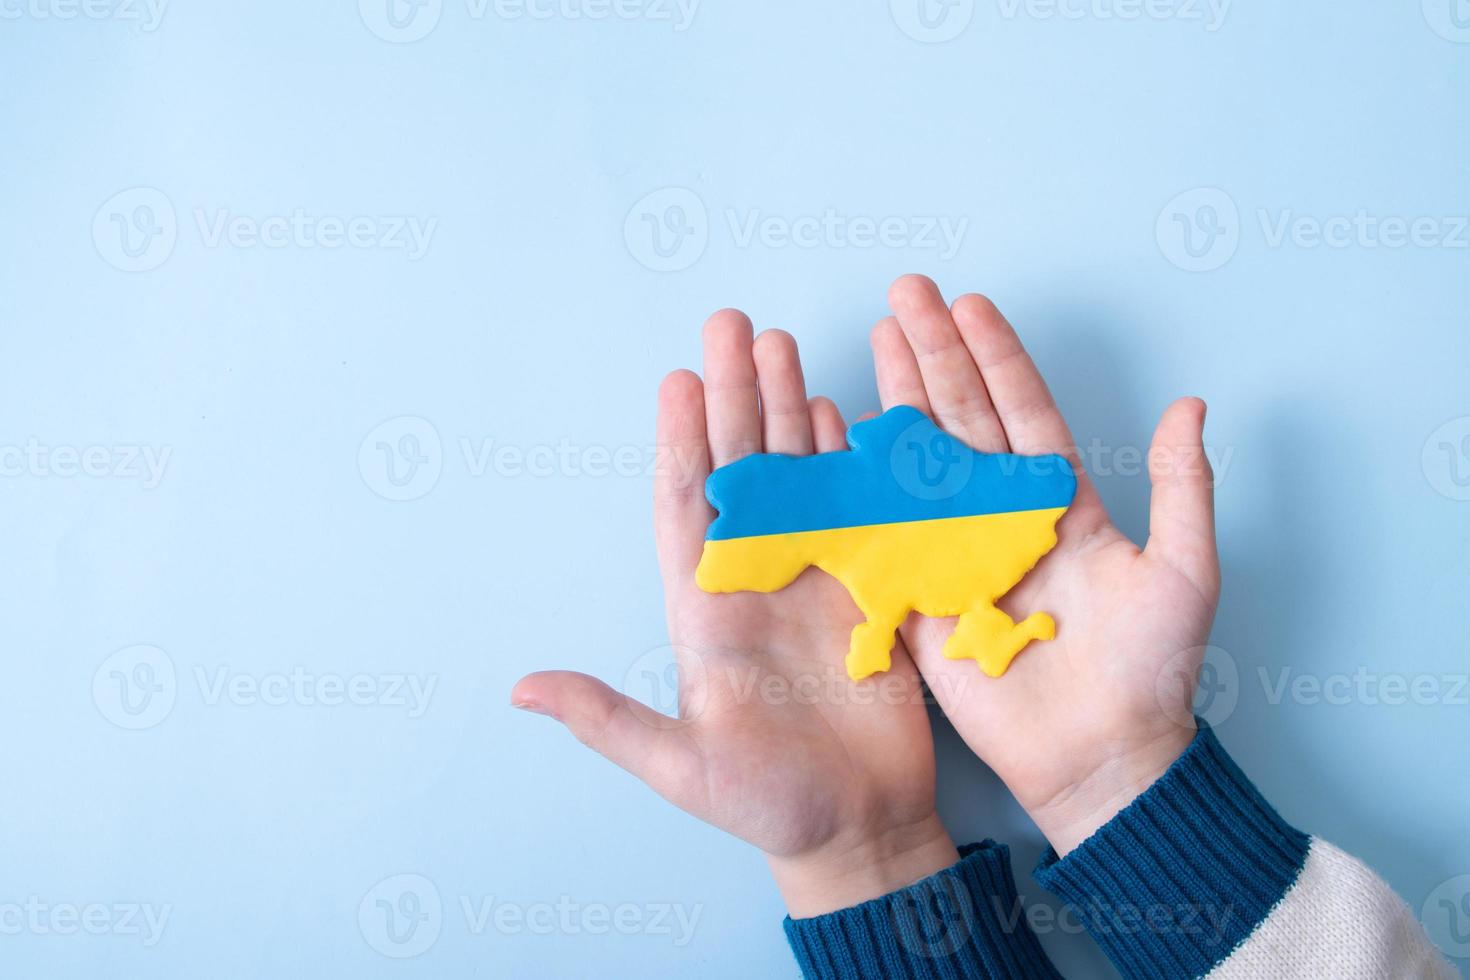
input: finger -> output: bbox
[512,671,704,807]
[808,396,847,453]
[949,293,1073,457]
[950,292,1109,530]
[702,309,761,467]
[1144,398,1220,597]
[887,275,1008,452]
[654,369,713,581]
[752,329,814,455]
[870,316,932,415]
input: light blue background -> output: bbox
[2,1,1468,976]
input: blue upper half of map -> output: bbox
[704,406,1077,541]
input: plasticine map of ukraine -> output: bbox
[695,405,1077,680]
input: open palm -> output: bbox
[871,276,1221,855]
[514,310,955,915]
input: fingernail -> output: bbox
[512,699,552,718]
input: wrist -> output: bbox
[1026,722,1196,856]
[767,813,959,918]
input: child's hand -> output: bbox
[513,310,957,916]
[871,276,1221,856]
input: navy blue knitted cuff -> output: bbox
[783,840,1062,980]
[1033,722,1311,979]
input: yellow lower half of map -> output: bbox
[696,507,1068,679]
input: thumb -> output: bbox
[511,670,704,805]
[1144,397,1220,597]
